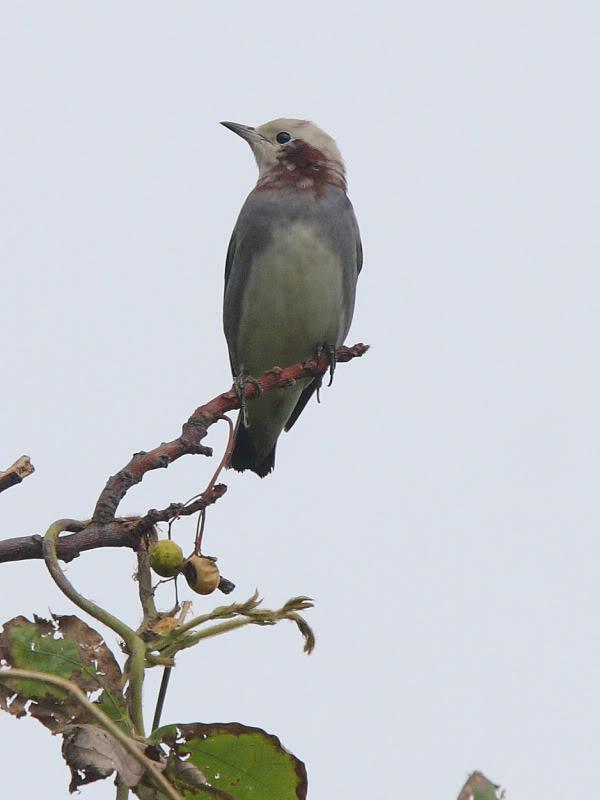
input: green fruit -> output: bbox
[149,540,184,578]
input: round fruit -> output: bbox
[183,556,221,595]
[149,540,184,578]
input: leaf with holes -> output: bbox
[152,722,307,800]
[0,614,128,733]
[150,756,236,800]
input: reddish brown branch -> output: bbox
[0,485,228,565]
[0,343,369,565]
[0,456,34,494]
[0,520,135,563]
[92,343,369,524]
[137,483,227,532]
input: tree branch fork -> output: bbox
[0,344,369,565]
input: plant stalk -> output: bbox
[151,667,172,732]
[0,668,182,800]
[43,519,147,736]
[116,781,129,799]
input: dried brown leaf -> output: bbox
[62,724,149,792]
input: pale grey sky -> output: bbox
[1,2,599,798]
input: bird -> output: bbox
[221,118,362,477]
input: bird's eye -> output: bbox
[276,131,291,144]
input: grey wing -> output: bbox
[224,230,236,291]
[223,230,238,377]
[223,193,276,376]
[284,380,320,432]
[356,228,364,275]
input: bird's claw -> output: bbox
[315,343,337,388]
[234,372,261,428]
[326,344,337,386]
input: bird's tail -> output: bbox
[228,422,276,477]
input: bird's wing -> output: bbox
[223,231,238,376]
[284,381,319,432]
[224,230,236,290]
[223,192,275,376]
[356,229,364,275]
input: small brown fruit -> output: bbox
[183,556,221,595]
[149,540,184,578]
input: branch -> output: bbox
[0,519,137,564]
[137,483,227,532]
[92,343,368,523]
[0,456,34,494]
[0,485,227,565]
[0,344,369,563]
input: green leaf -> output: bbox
[149,784,235,800]
[153,722,307,800]
[95,689,131,732]
[5,623,79,699]
[0,614,129,733]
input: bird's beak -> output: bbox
[220,121,268,144]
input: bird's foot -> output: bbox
[313,375,324,404]
[234,372,262,428]
[315,343,337,387]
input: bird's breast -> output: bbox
[236,220,346,375]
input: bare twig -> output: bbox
[138,483,227,532]
[0,486,226,565]
[0,456,34,494]
[193,416,235,555]
[0,344,369,565]
[92,343,369,524]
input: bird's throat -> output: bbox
[256,140,347,194]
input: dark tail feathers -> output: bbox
[229,423,276,478]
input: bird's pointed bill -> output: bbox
[220,121,267,144]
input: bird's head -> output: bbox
[220,118,347,192]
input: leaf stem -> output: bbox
[152,593,261,648]
[116,781,130,799]
[151,594,315,658]
[161,618,257,657]
[151,667,172,732]
[43,519,147,736]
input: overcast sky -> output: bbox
[1,3,599,798]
